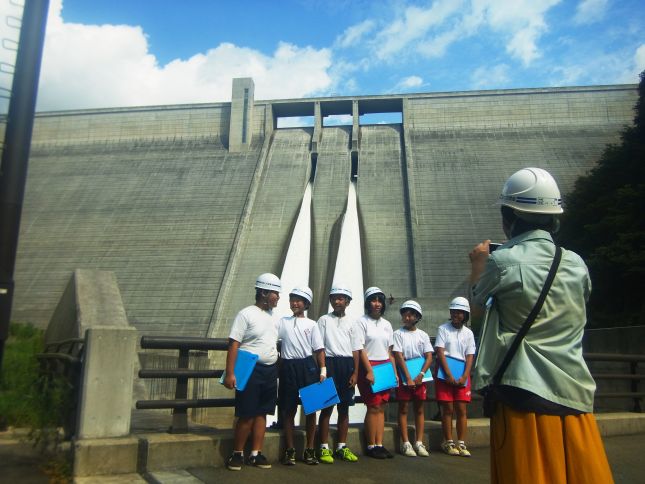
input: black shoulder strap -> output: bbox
[492,245,562,385]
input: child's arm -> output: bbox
[394,351,414,386]
[415,351,433,386]
[315,348,326,381]
[224,338,240,390]
[389,346,399,385]
[436,347,457,385]
[457,353,474,386]
[359,349,374,384]
[349,350,359,387]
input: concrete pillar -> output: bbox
[312,101,322,153]
[229,78,255,152]
[77,326,137,439]
[352,100,360,151]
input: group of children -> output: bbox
[222,273,477,471]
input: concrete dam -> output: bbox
[10,78,638,338]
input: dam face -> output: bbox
[10,79,637,336]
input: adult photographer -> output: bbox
[469,167,613,483]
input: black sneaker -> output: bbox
[303,448,319,465]
[381,446,394,459]
[283,447,296,466]
[227,452,244,471]
[366,446,387,459]
[249,452,272,469]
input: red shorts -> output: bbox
[435,377,472,402]
[357,360,391,406]
[395,382,427,401]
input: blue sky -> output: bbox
[2,0,644,114]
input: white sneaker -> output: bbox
[441,440,460,456]
[400,442,416,457]
[457,442,471,457]
[414,442,430,457]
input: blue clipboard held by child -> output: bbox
[436,355,467,386]
[219,349,258,391]
[371,361,398,392]
[299,377,340,415]
[398,357,433,384]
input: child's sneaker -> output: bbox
[457,442,471,457]
[303,448,319,465]
[282,447,296,466]
[414,442,430,457]
[226,452,244,471]
[441,440,460,456]
[400,441,416,457]
[249,452,271,468]
[318,447,334,464]
[335,446,359,462]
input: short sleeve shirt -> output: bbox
[228,305,279,365]
[392,327,434,360]
[434,322,476,361]
[356,315,393,361]
[277,315,324,360]
[317,312,361,357]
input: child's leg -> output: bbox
[283,408,297,449]
[440,401,454,442]
[319,406,333,446]
[336,403,350,444]
[398,401,410,443]
[455,401,468,442]
[413,400,425,443]
[305,412,317,449]
[375,404,385,445]
[364,405,379,445]
[233,416,254,452]
[250,415,267,451]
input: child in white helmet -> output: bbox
[316,284,361,464]
[224,273,281,471]
[392,300,433,457]
[276,287,325,466]
[434,297,476,457]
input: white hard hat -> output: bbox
[330,284,352,299]
[364,286,385,299]
[290,286,313,304]
[255,273,281,292]
[400,300,423,318]
[449,297,470,313]
[499,167,563,214]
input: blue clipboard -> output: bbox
[371,362,398,392]
[398,357,433,384]
[436,355,467,385]
[299,377,340,415]
[219,349,258,391]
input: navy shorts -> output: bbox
[326,356,356,407]
[235,362,278,418]
[278,356,319,412]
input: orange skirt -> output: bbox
[490,402,614,484]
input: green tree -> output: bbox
[557,70,645,327]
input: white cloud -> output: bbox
[635,44,645,75]
[470,64,511,89]
[335,20,376,48]
[37,0,334,110]
[394,75,424,91]
[574,0,609,25]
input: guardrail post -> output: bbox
[631,361,642,413]
[170,348,190,433]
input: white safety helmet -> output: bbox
[400,300,423,318]
[499,167,563,215]
[290,286,313,304]
[449,297,470,322]
[364,286,385,299]
[255,273,282,292]
[329,284,352,299]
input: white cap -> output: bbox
[400,300,423,318]
[290,286,313,304]
[364,286,385,299]
[255,273,282,292]
[499,167,563,214]
[449,297,470,313]
[330,284,352,299]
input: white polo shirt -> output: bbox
[434,322,476,361]
[317,312,361,357]
[277,315,324,360]
[356,314,393,361]
[229,305,279,365]
[392,327,434,360]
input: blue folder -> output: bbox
[436,355,467,385]
[398,357,433,384]
[219,349,258,391]
[371,362,398,392]
[299,377,340,415]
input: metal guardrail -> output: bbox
[135,336,644,433]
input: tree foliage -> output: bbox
[557,70,645,327]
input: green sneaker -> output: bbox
[318,447,334,464]
[335,446,359,462]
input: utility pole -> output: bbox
[0,0,50,372]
